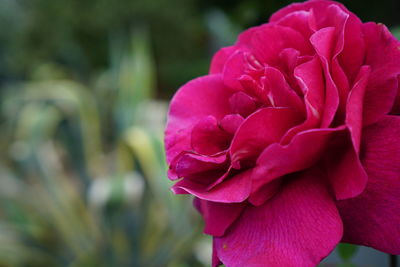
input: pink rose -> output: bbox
[164,0,400,266]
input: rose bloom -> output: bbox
[164,0,400,266]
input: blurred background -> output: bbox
[0,0,399,266]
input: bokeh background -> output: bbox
[0,0,399,266]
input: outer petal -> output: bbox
[210,46,238,74]
[214,168,343,267]
[194,198,246,237]
[326,143,368,200]
[165,75,231,163]
[346,66,371,152]
[338,115,400,254]
[362,23,400,125]
[270,0,352,25]
[172,169,252,203]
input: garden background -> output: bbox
[0,0,399,266]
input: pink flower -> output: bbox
[164,0,400,266]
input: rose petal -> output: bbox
[174,152,228,178]
[310,27,340,127]
[252,126,345,193]
[274,10,313,39]
[362,22,400,125]
[338,9,365,84]
[212,239,223,267]
[263,66,304,112]
[210,46,238,74]
[165,75,231,163]
[250,24,313,66]
[270,0,352,26]
[346,65,371,152]
[222,50,247,90]
[248,178,282,206]
[337,115,400,254]
[172,169,252,203]
[214,168,343,267]
[283,56,324,143]
[191,116,231,155]
[220,114,244,135]
[391,75,400,114]
[194,198,246,237]
[229,91,257,117]
[326,142,368,200]
[230,107,303,163]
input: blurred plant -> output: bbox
[336,243,359,267]
[0,28,208,267]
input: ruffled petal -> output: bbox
[283,56,325,143]
[210,46,238,74]
[230,107,303,163]
[263,66,304,112]
[165,75,232,163]
[310,27,339,127]
[362,23,400,125]
[172,169,252,203]
[194,198,246,237]
[346,66,371,152]
[337,115,400,254]
[326,143,368,200]
[191,116,231,155]
[252,126,345,196]
[214,168,343,267]
[249,24,313,66]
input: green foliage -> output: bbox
[0,29,208,267]
[338,243,359,263]
[391,26,400,40]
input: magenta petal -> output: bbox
[172,169,252,203]
[194,198,246,237]
[220,114,244,135]
[229,91,257,117]
[252,126,345,192]
[191,116,231,155]
[263,66,304,111]
[210,46,237,74]
[362,23,400,125]
[283,56,324,143]
[222,50,247,90]
[248,179,282,206]
[270,0,351,24]
[212,239,223,267]
[338,9,365,84]
[338,115,400,254]
[215,169,343,267]
[250,24,312,66]
[230,107,302,163]
[346,66,371,152]
[165,75,232,163]
[174,152,227,178]
[310,27,340,127]
[274,10,313,39]
[327,145,368,200]
[392,75,400,114]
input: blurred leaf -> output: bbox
[338,263,358,267]
[338,243,359,261]
[115,27,156,133]
[391,26,400,40]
